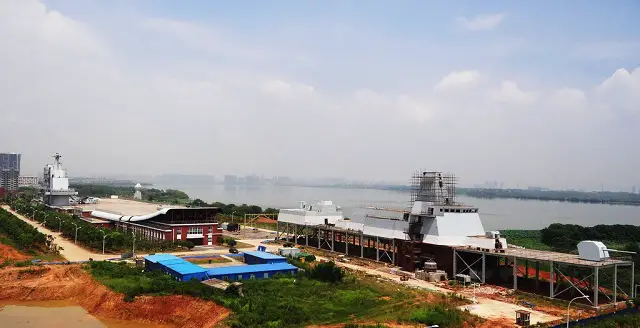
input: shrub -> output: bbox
[409,303,464,327]
[308,261,344,283]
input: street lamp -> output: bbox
[131,231,136,257]
[567,295,590,327]
[57,217,63,233]
[232,211,236,223]
[101,231,108,255]
[72,223,81,244]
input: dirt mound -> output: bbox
[256,216,276,223]
[0,265,229,328]
[0,243,30,262]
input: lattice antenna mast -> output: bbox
[410,171,457,206]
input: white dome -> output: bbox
[134,183,142,189]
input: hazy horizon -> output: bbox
[2,1,639,191]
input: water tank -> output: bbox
[577,241,610,262]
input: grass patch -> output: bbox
[86,261,476,328]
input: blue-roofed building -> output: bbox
[206,262,298,281]
[144,254,209,282]
[243,251,287,265]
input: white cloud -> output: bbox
[434,70,480,91]
[490,80,537,105]
[261,79,315,100]
[456,13,505,31]
[551,88,588,110]
[595,67,640,113]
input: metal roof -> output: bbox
[145,254,178,263]
[144,254,208,275]
[243,251,285,260]
[207,263,298,276]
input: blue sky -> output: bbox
[2,0,639,190]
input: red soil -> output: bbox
[0,243,30,262]
[256,216,277,224]
[0,265,229,328]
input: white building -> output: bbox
[18,176,39,188]
[277,201,344,226]
[43,153,77,206]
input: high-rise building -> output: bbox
[0,153,20,191]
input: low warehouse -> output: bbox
[243,251,287,265]
[144,254,209,282]
[206,262,298,281]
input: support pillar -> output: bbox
[331,230,334,252]
[513,256,518,290]
[286,222,289,241]
[276,220,279,239]
[317,228,321,249]
[360,234,363,258]
[482,253,486,283]
[594,267,599,307]
[452,248,457,276]
[549,261,554,298]
[305,227,309,246]
[376,236,380,262]
[392,239,395,265]
[345,232,349,255]
[613,264,617,303]
[525,260,529,279]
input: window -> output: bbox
[238,275,243,280]
[250,274,256,279]
[188,227,203,235]
[264,272,269,278]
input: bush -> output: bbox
[409,303,464,327]
[308,261,343,283]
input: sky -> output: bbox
[1,0,639,190]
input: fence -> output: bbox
[550,306,638,327]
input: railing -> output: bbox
[549,306,638,328]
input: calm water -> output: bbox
[156,184,640,230]
[0,301,164,328]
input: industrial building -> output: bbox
[276,171,635,308]
[90,206,224,246]
[145,254,209,281]
[243,251,288,265]
[144,252,298,282]
[0,153,20,191]
[205,262,298,281]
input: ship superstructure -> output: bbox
[42,153,77,206]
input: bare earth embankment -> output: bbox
[0,264,229,328]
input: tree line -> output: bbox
[9,200,194,254]
[189,199,279,217]
[0,207,48,252]
[72,184,189,204]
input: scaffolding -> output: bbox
[410,171,458,206]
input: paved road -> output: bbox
[2,205,113,261]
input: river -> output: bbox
[155,184,640,230]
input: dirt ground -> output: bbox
[0,265,229,328]
[0,243,31,262]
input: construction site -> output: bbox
[275,171,636,312]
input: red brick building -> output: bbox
[89,207,223,246]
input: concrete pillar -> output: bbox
[594,267,599,306]
[331,230,334,252]
[482,253,486,283]
[452,248,457,276]
[376,236,380,262]
[286,222,289,241]
[513,256,518,290]
[345,232,349,255]
[525,260,529,279]
[305,227,309,246]
[549,261,554,298]
[360,234,364,258]
[613,264,617,303]
[392,238,395,265]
